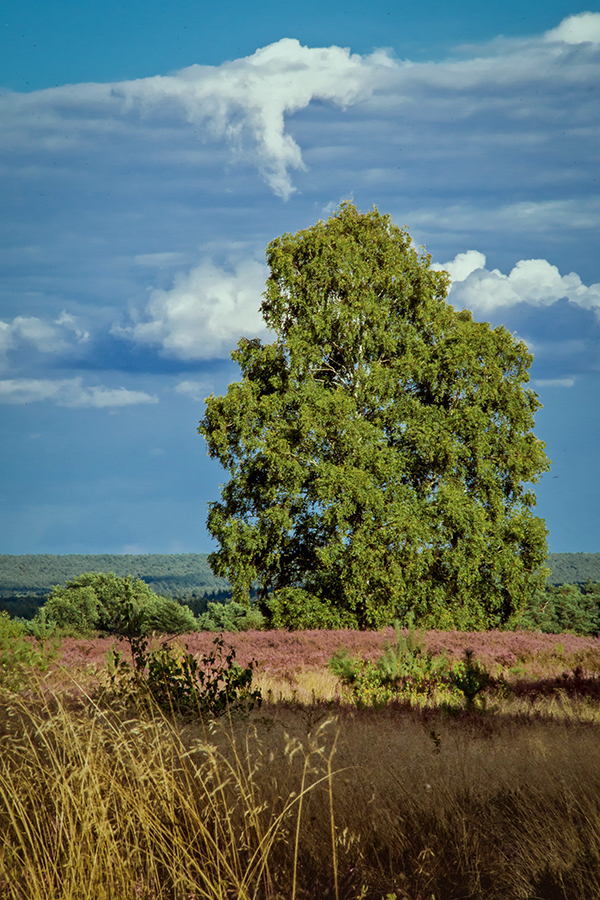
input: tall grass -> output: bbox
[3,676,600,898]
[0,683,343,900]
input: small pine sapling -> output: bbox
[450,648,493,708]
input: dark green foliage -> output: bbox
[3,551,600,606]
[169,588,233,618]
[109,632,262,718]
[545,553,600,586]
[518,583,600,635]
[0,597,45,620]
[40,572,198,637]
[199,203,550,630]
[267,588,357,630]
[0,553,229,604]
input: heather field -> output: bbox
[55,626,600,705]
[3,628,600,899]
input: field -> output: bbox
[3,627,600,899]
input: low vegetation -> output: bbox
[2,612,600,898]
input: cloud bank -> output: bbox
[434,252,600,316]
[2,12,598,202]
[0,378,158,407]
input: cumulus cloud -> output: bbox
[435,253,600,316]
[544,12,600,44]
[118,258,270,359]
[0,378,158,407]
[0,313,89,368]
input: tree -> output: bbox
[43,572,198,636]
[198,203,550,630]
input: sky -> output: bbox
[1,1,599,556]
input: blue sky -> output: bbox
[1,1,599,555]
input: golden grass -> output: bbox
[2,667,600,899]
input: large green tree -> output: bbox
[199,204,550,630]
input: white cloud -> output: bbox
[532,377,576,388]
[431,250,486,282]
[0,378,158,407]
[175,380,212,401]
[436,253,600,316]
[1,17,599,205]
[0,312,89,368]
[118,257,270,359]
[7,316,65,353]
[115,40,389,199]
[0,40,388,199]
[544,12,600,44]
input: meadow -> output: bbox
[2,627,600,899]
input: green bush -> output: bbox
[328,619,449,706]
[449,648,493,708]
[197,600,265,632]
[108,632,262,718]
[41,572,199,637]
[0,610,58,691]
[44,584,99,634]
[142,596,198,635]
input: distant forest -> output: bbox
[544,553,600,586]
[0,553,230,619]
[0,551,599,620]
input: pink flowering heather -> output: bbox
[53,627,600,686]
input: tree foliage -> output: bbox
[199,203,550,629]
[43,572,198,636]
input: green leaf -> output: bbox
[198,203,550,629]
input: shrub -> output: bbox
[108,631,262,718]
[142,595,198,635]
[0,610,58,690]
[450,648,494,708]
[198,600,265,632]
[328,619,449,706]
[44,584,99,634]
[41,571,199,637]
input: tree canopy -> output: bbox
[199,203,550,630]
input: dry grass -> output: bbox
[3,629,600,898]
[2,669,600,899]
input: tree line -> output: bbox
[2,552,599,605]
[0,553,229,600]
